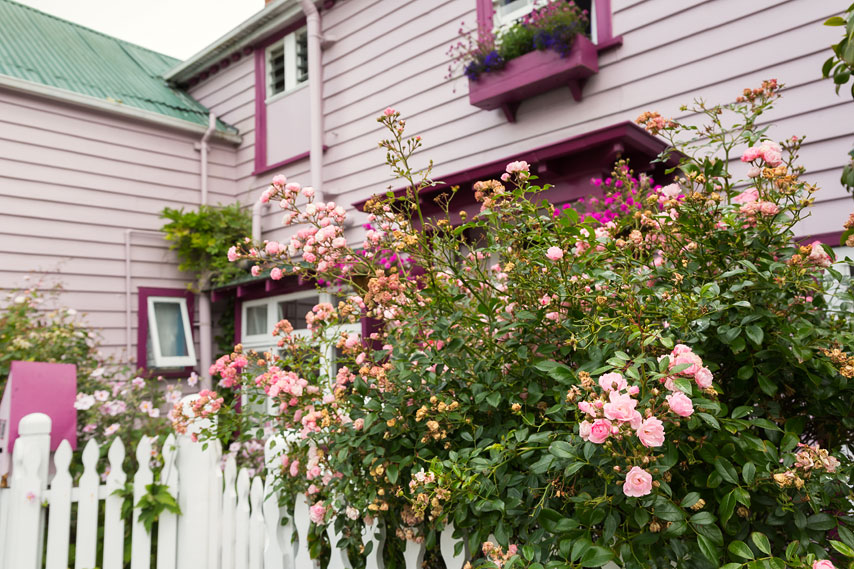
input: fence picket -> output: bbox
[235,468,251,569]
[130,436,153,569]
[362,518,385,569]
[6,413,50,569]
[221,455,238,569]
[74,438,100,569]
[208,439,224,569]
[156,434,179,569]
[294,493,317,569]
[102,437,127,569]
[44,440,72,569]
[403,539,426,569]
[249,476,265,569]
[440,523,468,569]
[327,522,353,569]
[262,477,284,569]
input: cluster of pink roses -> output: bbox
[664,344,713,390]
[732,187,780,221]
[501,160,530,182]
[209,352,249,388]
[741,140,783,167]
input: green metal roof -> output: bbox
[0,0,236,133]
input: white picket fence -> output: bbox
[0,413,469,569]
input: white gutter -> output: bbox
[196,113,217,390]
[0,74,242,145]
[252,200,270,242]
[125,229,166,363]
[300,0,324,202]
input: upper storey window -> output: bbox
[266,27,308,99]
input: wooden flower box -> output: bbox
[468,35,599,122]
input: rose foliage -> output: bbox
[183,86,854,569]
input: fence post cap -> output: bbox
[18,412,52,435]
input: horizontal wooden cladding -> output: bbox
[0,251,186,281]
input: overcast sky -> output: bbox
[16,0,267,60]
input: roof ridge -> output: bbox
[1,0,180,64]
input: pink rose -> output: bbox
[309,501,326,524]
[270,268,283,280]
[747,166,761,178]
[383,107,396,117]
[271,174,287,186]
[546,246,564,261]
[505,160,530,175]
[808,241,832,268]
[588,419,612,444]
[741,146,762,162]
[265,241,281,255]
[578,401,595,416]
[694,367,713,389]
[671,352,703,376]
[636,417,665,448]
[659,183,681,199]
[813,561,836,569]
[623,466,653,497]
[629,411,643,430]
[671,344,693,355]
[227,246,239,262]
[603,391,638,423]
[579,420,592,440]
[732,188,759,204]
[251,265,261,277]
[666,391,694,417]
[599,372,627,392]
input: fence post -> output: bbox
[3,413,51,569]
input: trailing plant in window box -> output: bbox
[448,0,589,82]
[160,203,252,291]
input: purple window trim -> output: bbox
[476,0,621,49]
[253,146,329,177]
[798,231,844,247]
[137,287,196,378]
[253,18,312,175]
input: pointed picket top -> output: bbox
[53,439,73,473]
[224,454,238,487]
[264,435,287,473]
[249,477,265,569]
[250,476,264,515]
[82,438,99,470]
[327,522,353,569]
[237,468,251,502]
[161,433,178,481]
[361,518,385,569]
[135,435,153,466]
[440,523,468,569]
[107,437,125,468]
[402,539,425,569]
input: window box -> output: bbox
[468,35,598,122]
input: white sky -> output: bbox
[15,0,267,60]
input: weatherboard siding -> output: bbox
[0,87,228,363]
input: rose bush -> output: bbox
[185,84,854,569]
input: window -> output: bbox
[266,27,308,99]
[241,290,360,383]
[827,246,854,314]
[146,296,196,368]
[479,0,611,47]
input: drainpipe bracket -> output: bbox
[320,34,337,49]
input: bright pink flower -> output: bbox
[732,188,759,204]
[637,417,665,447]
[671,344,693,355]
[577,401,595,416]
[265,241,281,255]
[271,175,287,186]
[813,561,835,569]
[383,107,396,117]
[588,418,612,444]
[666,391,694,417]
[270,268,283,280]
[603,391,637,423]
[671,352,703,376]
[659,183,681,199]
[251,265,261,277]
[505,160,530,175]
[227,246,239,262]
[546,246,564,261]
[599,372,627,392]
[623,466,653,497]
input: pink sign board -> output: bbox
[0,361,77,456]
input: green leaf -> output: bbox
[745,325,763,346]
[719,491,736,526]
[830,540,854,558]
[807,513,838,531]
[714,457,739,485]
[386,463,399,484]
[697,534,719,565]
[549,441,575,459]
[751,532,771,555]
[742,462,756,485]
[485,391,501,407]
[728,540,754,560]
[581,546,614,567]
[825,16,848,25]
[690,512,716,525]
[681,492,701,509]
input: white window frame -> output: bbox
[147,296,196,368]
[827,246,854,314]
[241,290,361,382]
[265,27,308,102]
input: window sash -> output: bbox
[265,27,309,100]
[147,296,196,368]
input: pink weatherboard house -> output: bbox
[1,0,853,386]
